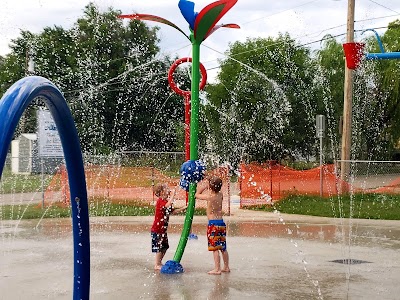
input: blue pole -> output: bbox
[0,76,90,300]
[366,52,400,60]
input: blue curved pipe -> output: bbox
[362,29,385,53]
[0,76,90,300]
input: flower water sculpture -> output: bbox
[119,0,239,274]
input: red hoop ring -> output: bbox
[168,57,207,97]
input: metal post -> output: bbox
[152,166,155,204]
[41,158,44,208]
[316,115,326,197]
[320,136,323,197]
[270,161,273,199]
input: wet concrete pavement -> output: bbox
[1,205,400,299]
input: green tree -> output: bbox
[0,3,186,154]
[328,21,400,160]
[0,31,39,136]
[203,34,320,166]
[315,36,346,161]
[317,21,400,161]
[66,3,177,153]
[364,20,400,159]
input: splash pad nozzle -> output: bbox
[343,42,365,70]
[179,159,206,191]
[161,260,184,274]
[343,29,400,69]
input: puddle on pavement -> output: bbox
[7,217,400,250]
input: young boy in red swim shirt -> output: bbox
[195,176,230,275]
[151,183,186,270]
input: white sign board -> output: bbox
[37,109,63,157]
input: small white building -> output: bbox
[11,133,64,175]
[11,133,38,174]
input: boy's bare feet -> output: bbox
[207,269,222,275]
[154,265,162,270]
[221,268,230,273]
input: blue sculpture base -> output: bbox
[160,260,184,274]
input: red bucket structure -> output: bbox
[343,42,365,70]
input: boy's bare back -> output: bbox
[195,176,223,220]
[206,191,223,220]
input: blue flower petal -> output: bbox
[178,0,197,29]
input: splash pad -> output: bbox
[2,210,400,299]
[1,2,400,300]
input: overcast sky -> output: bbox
[1,0,400,81]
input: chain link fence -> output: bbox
[1,152,231,215]
[335,160,400,191]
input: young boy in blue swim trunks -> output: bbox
[195,176,230,275]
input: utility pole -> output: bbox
[340,0,355,193]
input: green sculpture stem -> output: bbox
[173,35,201,263]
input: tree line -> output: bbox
[0,3,399,166]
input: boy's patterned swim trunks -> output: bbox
[207,219,227,251]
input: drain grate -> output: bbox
[330,259,371,265]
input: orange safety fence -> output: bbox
[239,161,350,207]
[44,164,231,215]
[366,176,400,194]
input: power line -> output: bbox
[200,8,400,65]
[203,24,394,73]
[202,12,400,72]
[368,0,400,14]
[355,13,400,23]
[240,0,320,26]
[32,9,400,95]
[58,4,400,93]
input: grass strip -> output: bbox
[0,200,206,220]
[245,193,400,220]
